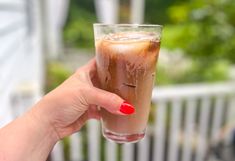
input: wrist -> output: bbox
[28,101,60,143]
[0,103,59,161]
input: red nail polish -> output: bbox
[119,101,135,114]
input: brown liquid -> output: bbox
[96,32,160,134]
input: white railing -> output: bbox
[50,82,235,161]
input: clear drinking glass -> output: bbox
[93,24,162,143]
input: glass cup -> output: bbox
[93,24,162,143]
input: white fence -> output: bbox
[50,82,235,161]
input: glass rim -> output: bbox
[93,23,163,28]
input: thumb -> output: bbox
[82,87,135,115]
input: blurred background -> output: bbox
[0,0,235,161]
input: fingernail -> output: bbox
[119,101,135,115]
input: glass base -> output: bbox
[102,128,145,144]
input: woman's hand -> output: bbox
[31,58,135,140]
[0,58,134,161]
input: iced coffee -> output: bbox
[94,24,162,143]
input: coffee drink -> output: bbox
[95,32,160,143]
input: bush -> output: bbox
[63,0,96,49]
[46,62,71,92]
[156,0,234,84]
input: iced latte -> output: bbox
[94,24,162,143]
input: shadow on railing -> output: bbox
[50,82,235,161]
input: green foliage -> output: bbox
[165,0,235,63]
[179,60,230,83]
[145,0,175,24]
[156,58,230,85]
[156,66,176,85]
[156,0,235,84]
[62,137,70,161]
[119,0,131,22]
[161,24,200,49]
[46,62,71,92]
[63,0,96,49]
[167,3,190,23]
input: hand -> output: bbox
[31,58,135,140]
[0,58,135,161]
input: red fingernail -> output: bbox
[119,101,135,114]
